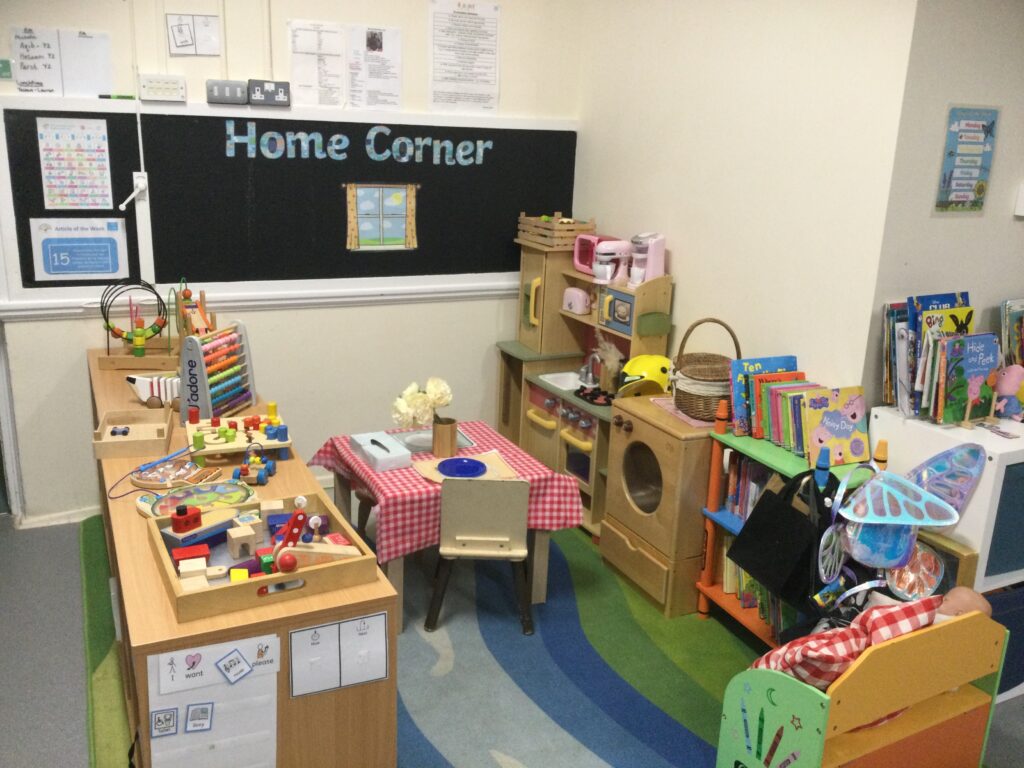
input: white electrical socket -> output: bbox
[138,74,187,102]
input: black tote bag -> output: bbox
[726,468,835,610]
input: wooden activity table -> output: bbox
[88,349,398,767]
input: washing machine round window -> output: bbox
[622,441,663,514]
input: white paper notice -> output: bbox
[429,1,500,113]
[10,27,62,93]
[148,636,278,768]
[290,621,341,696]
[58,30,112,96]
[37,117,113,210]
[166,14,221,56]
[289,19,343,106]
[10,27,113,96]
[347,27,402,110]
[290,612,389,697]
[30,218,129,282]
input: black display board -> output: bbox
[4,109,142,288]
[141,114,577,284]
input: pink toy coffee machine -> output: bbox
[592,240,632,284]
[573,234,617,275]
[628,232,665,287]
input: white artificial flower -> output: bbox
[410,391,434,426]
[425,377,453,408]
[392,396,414,427]
[401,381,419,400]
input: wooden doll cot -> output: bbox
[716,611,1007,768]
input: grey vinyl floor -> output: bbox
[1,512,1023,768]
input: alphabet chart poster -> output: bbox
[36,116,113,209]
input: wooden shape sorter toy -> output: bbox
[185,405,292,464]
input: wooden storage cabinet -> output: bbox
[600,396,710,617]
[517,243,578,354]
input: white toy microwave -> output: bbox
[870,405,1024,592]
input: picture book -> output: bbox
[895,326,913,416]
[751,370,806,439]
[907,291,970,413]
[776,384,819,451]
[1001,299,1024,366]
[940,333,999,425]
[729,356,798,436]
[920,305,975,336]
[766,382,814,446]
[882,301,907,405]
[800,386,870,468]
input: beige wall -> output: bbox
[572,0,918,384]
[864,0,1024,404]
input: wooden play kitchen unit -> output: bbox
[88,349,398,768]
[599,395,711,616]
[497,213,674,534]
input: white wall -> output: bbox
[863,0,1024,404]
[572,0,918,385]
[0,0,576,526]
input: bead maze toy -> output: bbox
[130,457,221,490]
[179,322,257,422]
[231,444,278,485]
[98,278,175,370]
[184,404,292,465]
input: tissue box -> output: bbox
[350,432,412,472]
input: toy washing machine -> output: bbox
[599,396,711,617]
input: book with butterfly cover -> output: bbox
[940,333,1000,425]
[729,356,798,437]
[751,370,806,439]
[800,386,870,468]
[907,291,970,413]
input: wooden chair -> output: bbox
[424,478,534,635]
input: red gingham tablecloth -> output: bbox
[308,421,583,563]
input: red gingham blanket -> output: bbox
[752,595,943,691]
[308,421,583,563]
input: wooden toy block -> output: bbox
[259,554,276,575]
[229,568,250,582]
[266,513,291,535]
[179,574,210,593]
[172,544,210,570]
[170,505,202,534]
[205,565,228,579]
[227,524,258,559]
[259,498,286,516]
[234,512,266,539]
[177,557,208,578]
[160,506,240,549]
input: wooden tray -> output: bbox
[517,211,595,249]
[96,337,180,370]
[147,490,378,622]
[93,408,174,459]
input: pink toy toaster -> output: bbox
[562,287,591,315]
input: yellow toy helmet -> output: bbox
[618,355,672,397]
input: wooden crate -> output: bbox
[93,408,174,459]
[147,490,378,622]
[516,211,595,249]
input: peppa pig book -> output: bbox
[940,333,999,425]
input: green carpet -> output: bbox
[80,515,130,768]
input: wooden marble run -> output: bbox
[185,404,292,465]
[147,490,376,621]
[179,322,257,422]
[716,611,1007,768]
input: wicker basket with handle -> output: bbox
[672,318,742,421]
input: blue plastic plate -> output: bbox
[437,457,487,478]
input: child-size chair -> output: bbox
[424,478,534,635]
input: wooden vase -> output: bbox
[432,417,457,458]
